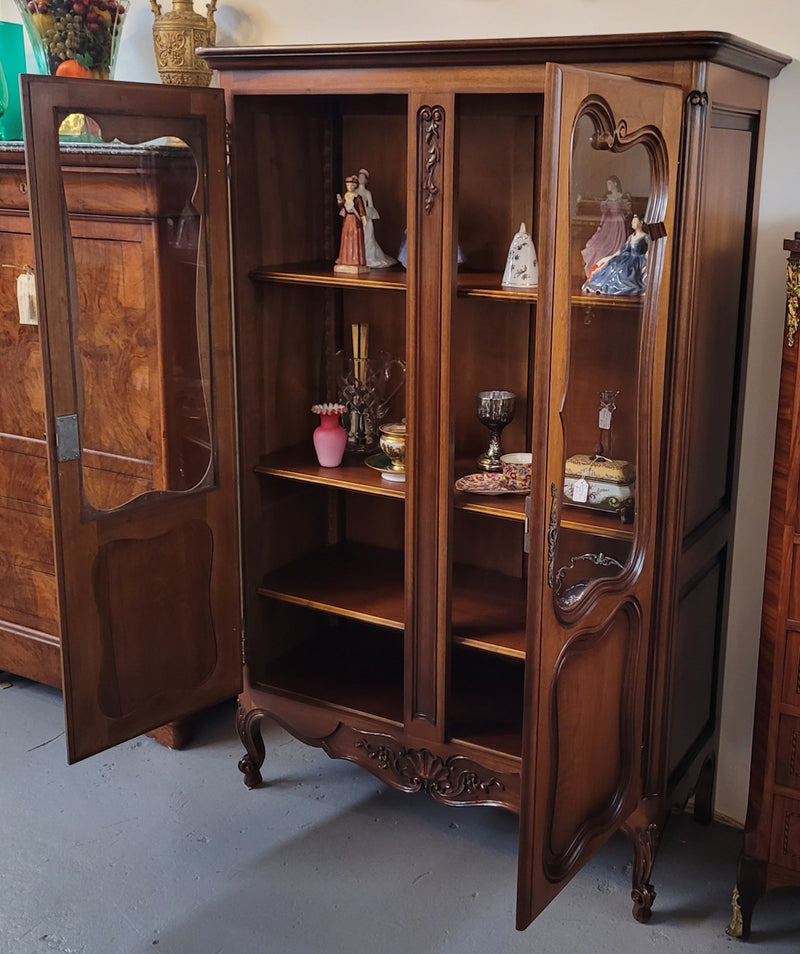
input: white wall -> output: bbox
[3,0,799,826]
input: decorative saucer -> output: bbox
[455,472,529,495]
[365,453,406,482]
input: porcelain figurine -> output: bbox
[579,175,632,277]
[335,176,370,274]
[501,222,538,288]
[356,169,396,268]
[582,214,648,297]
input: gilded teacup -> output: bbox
[500,452,532,491]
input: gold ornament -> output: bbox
[150,0,217,87]
[786,258,800,348]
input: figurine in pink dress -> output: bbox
[580,176,632,277]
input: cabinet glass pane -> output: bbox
[55,122,212,512]
[552,111,652,609]
[447,93,543,755]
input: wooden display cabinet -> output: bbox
[728,234,800,939]
[14,32,788,932]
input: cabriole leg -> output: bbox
[236,703,266,789]
[630,821,660,922]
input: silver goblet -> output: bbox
[476,390,516,471]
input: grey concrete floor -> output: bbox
[1,674,799,954]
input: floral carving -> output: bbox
[355,739,504,802]
[419,106,444,215]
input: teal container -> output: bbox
[0,21,26,141]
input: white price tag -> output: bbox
[17,271,38,326]
[598,407,612,430]
[572,477,589,503]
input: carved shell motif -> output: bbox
[355,739,504,803]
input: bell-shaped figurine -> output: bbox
[502,222,538,288]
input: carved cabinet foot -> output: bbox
[236,704,266,789]
[146,717,193,749]
[630,822,660,922]
[726,856,766,939]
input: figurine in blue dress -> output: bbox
[582,213,648,296]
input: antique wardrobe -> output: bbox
[729,233,800,939]
[3,32,788,931]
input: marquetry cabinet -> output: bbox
[729,234,800,939]
[15,32,787,932]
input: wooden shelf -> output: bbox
[452,563,526,659]
[249,261,645,311]
[457,272,538,302]
[258,542,404,629]
[571,292,645,311]
[255,444,405,498]
[250,261,537,302]
[258,542,526,658]
[253,622,403,725]
[250,261,407,291]
[560,506,634,541]
[450,646,525,758]
[452,459,633,539]
[454,491,528,521]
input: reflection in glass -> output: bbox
[553,112,653,610]
[57,126,212,512]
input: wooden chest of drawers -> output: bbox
[730,233,800,937]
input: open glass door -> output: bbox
[21,75,241,763]
[517,64,682,927]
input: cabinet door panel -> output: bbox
[517,64,682,927]
[21,76,241,762]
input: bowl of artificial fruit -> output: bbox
[14,0,128,80]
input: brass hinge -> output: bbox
[225,120,232,177]
[523,494,530,554]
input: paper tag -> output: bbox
[572,477,589,503]
[598,407,612,430]
[17,271,38,326]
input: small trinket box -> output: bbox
[563,454,635,521]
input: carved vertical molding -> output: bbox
[640,86,708,798]
[408,99,451,732]
[419,106,444,214]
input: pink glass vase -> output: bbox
[311,403,347,467]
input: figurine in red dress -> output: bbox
[335,175,370,273]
